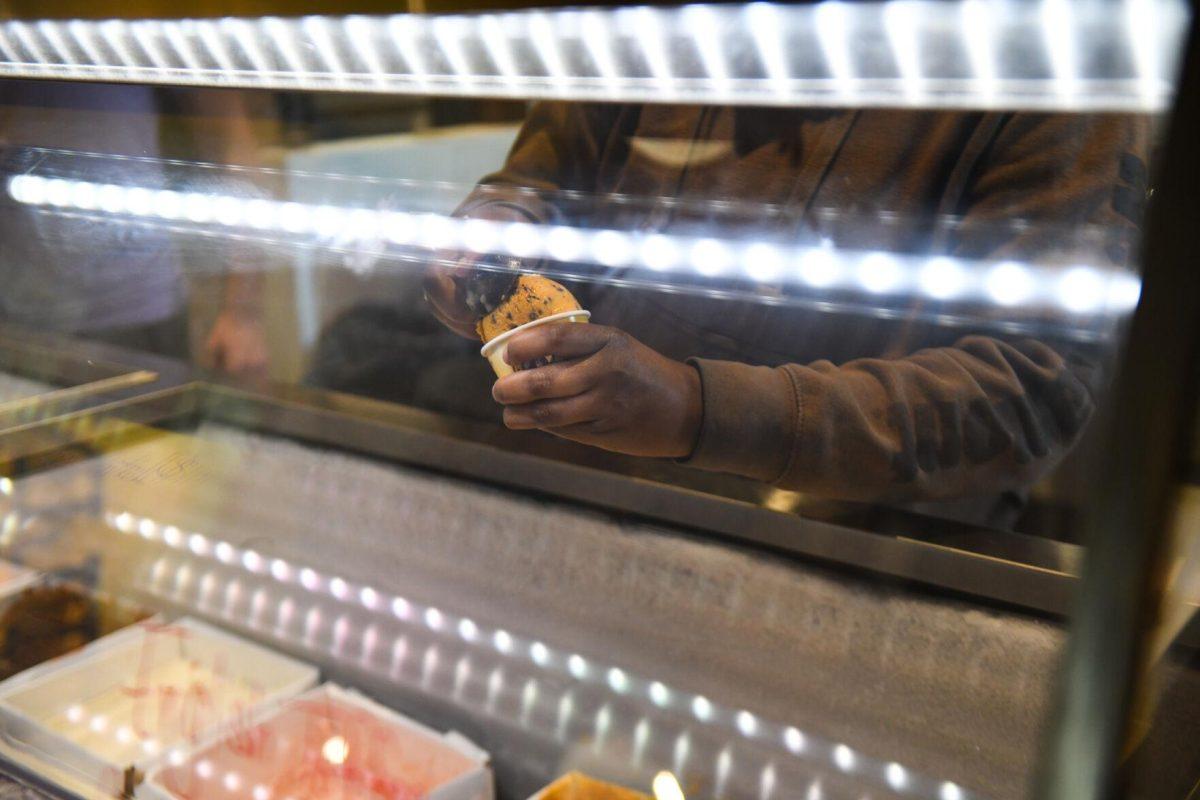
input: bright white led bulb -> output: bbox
[691,238,732,276]
[420,214,458,249]
[154,190,184,220]
[494,629,514,653]
[857,253,903,294]
[986,262,1035,306]
[313,205,349,239]
[798,247,840,287]
[736,710,758,736]
[743,242,785,282]
[639,234,678,271]
[568,654,588,679]
[244,198,276,229]
[98,184,127,214]
[886,762,908,790]
[941,782,964,800]
[45,179,71,207]
[424,607,443,629]
[183,192,213,223]
[458,618,478,641]
[125,187,154,216]
[649,681,670,707]
[275,202,308,233]
[592,229,633,267]
[213,195,244,227]
[691,695,713,721]
[1057,266,1106,314]
[784,726,806,753]
[7,176,30,204]
[503,222,541,257]
[70,180,98,210]
[652,772,686,800]
[919,257,968,300]
[833,743,856,771]
[1106,273,1142,311]
[529,641,549,664]
[545,225,584,262]
[270,559,291,582]
[461,218,499,254]
[607,667,629,693]
[386,212,420,247]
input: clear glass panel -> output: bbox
[0,2,1192,799]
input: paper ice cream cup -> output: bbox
[480,309,591,378]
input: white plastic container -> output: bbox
[141,683,493,800]
[480,310,590,378]
[0,618,317,798]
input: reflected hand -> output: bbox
[423,254,485,340]
[491,323,702,459]
[203,311,268,379]
[422,207,535,341]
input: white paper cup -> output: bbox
[480,309,591,378]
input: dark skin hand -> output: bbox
[492,323,704,459]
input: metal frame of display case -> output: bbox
[1035,9,1200,800]
[0,2,1198,799]
[0,341,1085,619]
[0,325,165,428]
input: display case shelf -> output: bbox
[0,0,1189,111]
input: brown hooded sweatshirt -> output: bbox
[456,103,1150,527]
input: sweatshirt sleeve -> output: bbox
[454,102,625,225]
[685,113,1149,502]
[687,336,1094,502]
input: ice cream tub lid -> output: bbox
[479,310,591,359]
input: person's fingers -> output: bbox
[492,360,598,405]
[502,389,604,430]
[200,333,222,370]
[504,323,618,368]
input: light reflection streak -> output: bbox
[113,509,977,799]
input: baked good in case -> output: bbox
[534,772,651,800]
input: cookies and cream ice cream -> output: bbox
[475,274,583,344]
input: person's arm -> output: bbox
[493,113,1151,502]
[189,90,272,378]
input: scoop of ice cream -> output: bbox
[476,275,582,343]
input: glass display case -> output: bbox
[0,1,1196,799]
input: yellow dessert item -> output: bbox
[476,274,583,343]
[536,772,651,800]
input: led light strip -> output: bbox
[0,0,1189,111]
[106,509,975,800]
[6,174,1141,317]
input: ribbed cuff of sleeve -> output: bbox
[678,358,799,484]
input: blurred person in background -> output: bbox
[0,33,269,378]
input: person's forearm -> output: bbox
[685,336,1098,503]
